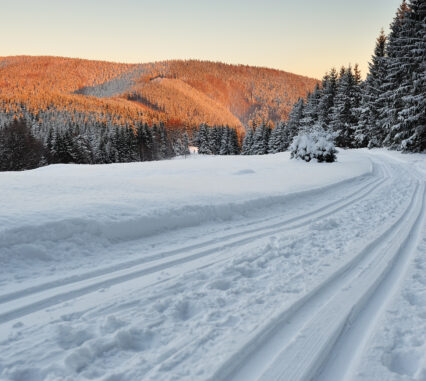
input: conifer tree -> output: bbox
[228,128,240,154]
[280,123,292,151]
[251,124,271,155]
[182,131,190,157]
[241,128,254,155]
[197,123,212,155]
[127,127,139,162]
[318,68,338,130]
[151,124,160,159]
[355,29,388,147]
[352,63,363,115]
[219,126,230,155]
[208,127,219,154]
[45,127,55,164]
[268,123,290,153]
[300,84,321,131]
[71,134,92,163]
[268,123,281,153]
[174,138,185,156]
[159,126,171,159]
[330,66,360,147]
[391,0,425,151]
[378,0,411,148]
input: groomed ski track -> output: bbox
[0,150,424,381]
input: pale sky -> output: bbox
[0,0,402,79]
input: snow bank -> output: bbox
[0,151,371,269]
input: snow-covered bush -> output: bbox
[290,134,314,162]
[314,135,338,162]
[290,130,337,163]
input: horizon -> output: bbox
[1,0,402,79]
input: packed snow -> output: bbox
[0,149,424,381]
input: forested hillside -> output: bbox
[0,56,317,170]
[0,57,317,131]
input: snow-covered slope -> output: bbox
[0,149,424,381]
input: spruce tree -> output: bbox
[318,68,338,130]
[378,0,411,148]
[127,127,139,162]
[394,0,425,151]
[352,64,363,116]
[241,128,254,155]
[356,29,388,147]
[219,126,230,155]
[71,134,92,163]
[182,131,190,157]
[136,123,146,161]
[227,128,240,155]
[197,123,212,154]
[151,124,160,159]
[215,127,224,154]
[300,84,321,132]
[174,138,185,156]
[268,123,289,153]
[159,126,170,159]
[331,66,360,147]
[287,98,305,143]
[268,123,281,153]
[251,124,270,155]
[280,123,292,151]
[45,127,55,164]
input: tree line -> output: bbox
[196,124,240,155]
[0,117,188,171]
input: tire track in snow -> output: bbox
[0,165,389,325]
[211,178,423,381]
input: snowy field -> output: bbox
[0,149,425,380]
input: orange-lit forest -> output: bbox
[0,56,318,170]
[0,56,317,131]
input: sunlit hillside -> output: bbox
[0,56,318,131]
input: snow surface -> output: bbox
[0,149,424,381]
[0,151,370,284]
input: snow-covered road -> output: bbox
[0,150,425,380]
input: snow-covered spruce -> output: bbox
[290,130,337,163]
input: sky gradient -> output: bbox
[1,0,402,79]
